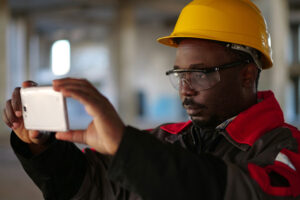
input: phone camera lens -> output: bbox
[23,106,27,112]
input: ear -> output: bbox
[241,63,258,89]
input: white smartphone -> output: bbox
[20,86,69,132]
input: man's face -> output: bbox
[175,39,246,128]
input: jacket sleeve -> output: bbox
[108,126,227,200]
[10,131,141,200]
[108,126,300,200]
[10,131,87,200]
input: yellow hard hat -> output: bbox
[157,0,273,69]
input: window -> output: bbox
[51,40,71,76]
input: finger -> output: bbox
[60,88,96,104]
[5,100,20,129]
[62,87,108,111]
[53,78,89,86]
[2,109,13,128]
[11,87,22,116]
[54,84,99,99]
[22,80,38,88]
[53,78,96,91]
[62,88,110,118]
[53,82,92,92]
[56,130,86,144]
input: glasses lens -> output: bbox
[168,72,181,90]
[191,71,220,90]
[168,71,221,91]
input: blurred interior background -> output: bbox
[0,0,300,199]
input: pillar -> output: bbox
[254,0,290,117]
[0,0,10,134]
[112,0,138,125]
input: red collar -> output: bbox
[160,91,284,147]
[160,121,192,134]
[225,90,284,146]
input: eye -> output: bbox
[194,72,207,79]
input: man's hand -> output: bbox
[53,78,125,155]
[2,81,50,154]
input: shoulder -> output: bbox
[247,124,300,197]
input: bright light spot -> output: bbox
[51,40,71,76]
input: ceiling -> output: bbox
[9,0,300,37]
[8,0,187,37]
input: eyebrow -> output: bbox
[173,63,211,70]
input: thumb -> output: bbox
[56,130,86,144]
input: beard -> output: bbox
[182,98,221,128]
[191,115,220,128]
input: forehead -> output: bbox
[175,39,234,68]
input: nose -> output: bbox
[180,79,197,97]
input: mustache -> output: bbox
[182,98,207,109]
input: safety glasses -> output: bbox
[166,59,251,91]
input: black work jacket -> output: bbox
[11,91,300,200]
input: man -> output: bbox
[2,0,300,199]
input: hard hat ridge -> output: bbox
[157,0,273,69]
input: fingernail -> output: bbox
[15,111,22,117]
